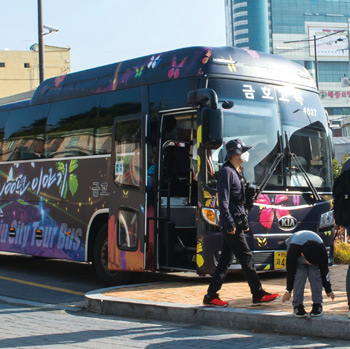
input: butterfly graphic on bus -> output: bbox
[147,55,161,69]
[256,194,289,230]
[203,190,218,208]
[202,50,212,64]
[135,65,145,78]
[168,56,188,79]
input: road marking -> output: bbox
[0,275,85,296]
[0,295,85,311]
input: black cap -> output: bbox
[225,139,252,161]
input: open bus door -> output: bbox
[157,112,198,270]
[108,113,147,276]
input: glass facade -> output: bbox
[226,0,269,52]
[272,0,350,34]
[225,0,350,134]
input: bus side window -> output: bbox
[97,88,142,154]
[0,111,8,161]
[118,208,138,250]
[2,105,49,161]
[45,96,99,158]
[114,118,142,188]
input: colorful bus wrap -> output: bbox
[0,46,334,285]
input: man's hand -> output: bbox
[327,291,335,300]
[282,291,291,302]
[226,223,236,235]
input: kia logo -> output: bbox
[278,215,297,231]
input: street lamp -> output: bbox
[38,0,59,84]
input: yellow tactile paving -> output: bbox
[103,264,349,317]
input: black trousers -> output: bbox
[207,230,262,298]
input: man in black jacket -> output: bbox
[333,159,350,319]
[282,230,335,317]
[203,139,279,307]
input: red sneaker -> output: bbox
[203,294,228,307]
[252,291,279,305]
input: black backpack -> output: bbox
[333,170,350,226]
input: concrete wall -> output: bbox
[0,45,70,98]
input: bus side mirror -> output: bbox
[187,88,218,109]
[201,108,223,149]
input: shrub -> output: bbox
[334,241,350,264]
[333,155,349,180]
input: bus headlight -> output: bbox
[319,210,334,229]
[201,208,220,226]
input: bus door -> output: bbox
[158,112,198,270]
[108,113,147,272]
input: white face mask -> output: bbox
[240,151,250,163]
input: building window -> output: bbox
[24,63,30,68]
[0,62,5,68]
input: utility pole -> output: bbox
[38,0,45,84]
[313,35,319,89]
[348,18,350,77]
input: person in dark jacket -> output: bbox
[282,230,335,317]
[333,158,350,319]
[203,139,279,307]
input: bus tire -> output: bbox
[93,223,131,286]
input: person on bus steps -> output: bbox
[203,139,279,307]
[281,230,335,318]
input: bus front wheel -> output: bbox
[93,224,131,286]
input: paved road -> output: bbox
[1,299,350,348]
[0,253,104,305]
[1,253,350,348]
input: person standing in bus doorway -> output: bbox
[203,139,279,307]
[281,231,335,317]
[333,158,350,319]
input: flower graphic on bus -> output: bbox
[256,194,289,230]
[168,55,188,79]
[57,160,79,199]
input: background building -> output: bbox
[225,0,350,138]
[0,44,70,99]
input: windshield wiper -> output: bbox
[258,153,284,195]
[284,131,322,201]
[257,131,284,196]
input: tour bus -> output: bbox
[0,46,334,285]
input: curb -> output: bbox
[85,286,350,340]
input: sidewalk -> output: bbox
[85,264,350,340]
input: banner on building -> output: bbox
[308,26,348,57]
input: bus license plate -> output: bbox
[274,251,287,269]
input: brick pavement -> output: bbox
[103,264,349,318]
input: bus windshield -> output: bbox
[208,79,332,192]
